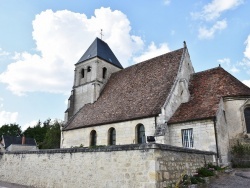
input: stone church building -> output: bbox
[61,38,250,165]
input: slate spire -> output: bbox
[77,37,123,69]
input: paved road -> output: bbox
[0,181,32,188]
[208,168,250,188]
[1,169,250,188]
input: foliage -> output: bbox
[0,123,22,137]
[197,167,214,177]
[40,121,61,149]
[23,120,49,148]
[231,142,250,156]
[231,141,250,168]
[207,163,223,171]
[23,118,62,149]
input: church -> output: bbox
[61,37,250,165]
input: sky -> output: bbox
[0,0,250,131]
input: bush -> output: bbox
[197,167,214,177]
[231,142,250,156]
[207,163,223,171]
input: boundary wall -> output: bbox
[0,143,215,188]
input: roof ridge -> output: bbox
[193,66,222,75]
[112,48,185,76]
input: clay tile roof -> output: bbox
[64,48,185,130]
[169,67,250,124]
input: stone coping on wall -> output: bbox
[0,143,216,155]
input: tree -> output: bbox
[22,118,61,149]
[41,121,61,149]
[0,124,22,137]
[23,119,50,148]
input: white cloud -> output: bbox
[21,120,38,131]
[0,48,10,57]
[244,35,250,60]
[192,0,244,21]
[164,0,171,5]
[0,98,18,126]
[0,8,144,95]
[198,20,227,39]
[238,35,250,68]
[242,80,250,88]
[133,42,170,63]
[217,58,231,66]
[230,66,240,73]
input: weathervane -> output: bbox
[100,29,104,40]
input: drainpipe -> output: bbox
[213,116,219,165]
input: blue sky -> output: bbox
[0,0,250,130]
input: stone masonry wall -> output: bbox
[0,144,215,188]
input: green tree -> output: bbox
[23,119,50,148]
[0,123,22,137]
[41,121,61,149]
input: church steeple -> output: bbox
[76,37,123,69]
[65,38,123,122]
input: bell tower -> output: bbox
[64,38,123,122]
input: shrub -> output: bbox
[197,167,214,177]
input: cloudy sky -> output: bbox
[0,0,250,130]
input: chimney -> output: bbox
[22,135,25,145]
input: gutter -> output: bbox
[213,116,219,165]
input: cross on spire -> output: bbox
[100,29,104,40]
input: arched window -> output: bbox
[244,107,250,133]
[87,66,91,72]
[108,127,116,145]
[81,69,85,78]
[90,130,97,146]
[102,67,107,79]
[136,124,146,144]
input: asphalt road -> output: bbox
[208,168,250,188]
[1,169,250,188]
[0,181,32,188]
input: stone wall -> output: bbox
[0,143,215,188]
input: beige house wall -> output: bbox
[61,117,156,148]
[224,98,250,139]
[168,120,217,153]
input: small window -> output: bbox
[87,66,91,72]
[136,124,146,144]
[182,128,193,148]
[81,69,85,78]
[108,127,116,145]
[102,67,107,79]
[244,107,250,133]
[90,130,97,146]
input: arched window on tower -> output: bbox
[87,66,91,72]
[108,127,116,145]
[244,107,250,133]
[90,130,97,146]
[102,67,107,79]
[81,69,85,78]
[136,124,146,144]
